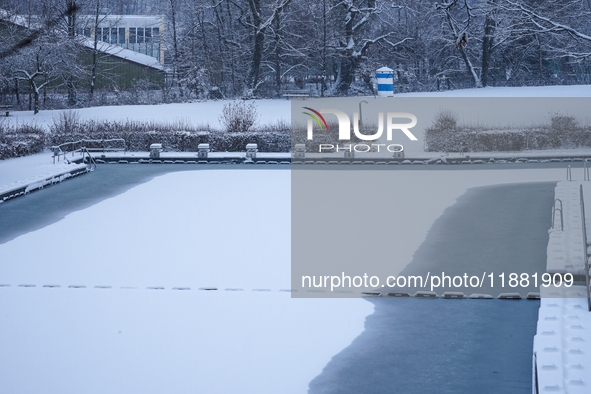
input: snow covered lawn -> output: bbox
[4,84,590,131]
[4,99,291,129]
[395,84,591,97]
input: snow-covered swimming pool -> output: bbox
[0,166,578,393]
[0,169,372,394]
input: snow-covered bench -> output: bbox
[0,105,12,116]
[282,89,311,99]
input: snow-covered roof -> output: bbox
[77,15,162,27]
[79,37,164,71]
[376,66,394,72]
[0,9,164,72]
[0,9,32,29]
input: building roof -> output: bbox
[0,9,164,72]
[79,37,164,71]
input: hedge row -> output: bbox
[0,120,291,161]
[425,127,591,152]
[50,129,290,153]
[0,125,47,160]
[49,119,291,153]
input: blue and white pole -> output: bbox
[376,66,394,97]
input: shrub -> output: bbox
[550,113,578,131]
[218,100,259,133]
[432,110,458,131]
[53,109,81,134]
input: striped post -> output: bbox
[376,66,394,97]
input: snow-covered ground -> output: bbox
[396,84,591,97]
[4,99,291,130]
[4,84,590,131]
[1,85,590,393]
[0,152,87,197]
[2,83,590,167]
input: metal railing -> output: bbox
[80,147,97,171]
[533,353,539,394]
[52,138,126,164]
[580,185,591,311]
[552,199,564,231]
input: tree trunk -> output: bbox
[537,34,543,83]
[89,0,100,100]
[337,56,358,94]
[33,87,39,114]
[249,30,265,90]
[225,0,237,96]
[66,0,76,37]
[321,0,327,96]
[169,0,181,96]
[67,78,77,106]
[481,0,497,87]
[15,79,20,105]
[212,0,227,94]
[458,46,483,88]
[336,12,355,94]
[274,17,281,97]
[481,20,493,86]
[443,10,482,88]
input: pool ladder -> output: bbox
[81,147,97,171]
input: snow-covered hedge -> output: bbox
[49,119,290,152]
[425,126,591,152]
[0,124,47,160]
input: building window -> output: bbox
[145,28,151,43]
[153,27,160,41]
[137,28,144,44]
[101,27,108,42]
[84,27,91,37]
[129,27,136,44]
[119,27,125,44]
[110,28,117,44]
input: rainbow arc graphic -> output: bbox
[302,107,329,132]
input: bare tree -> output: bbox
[330,0,413,94]
[246,0,292,94]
